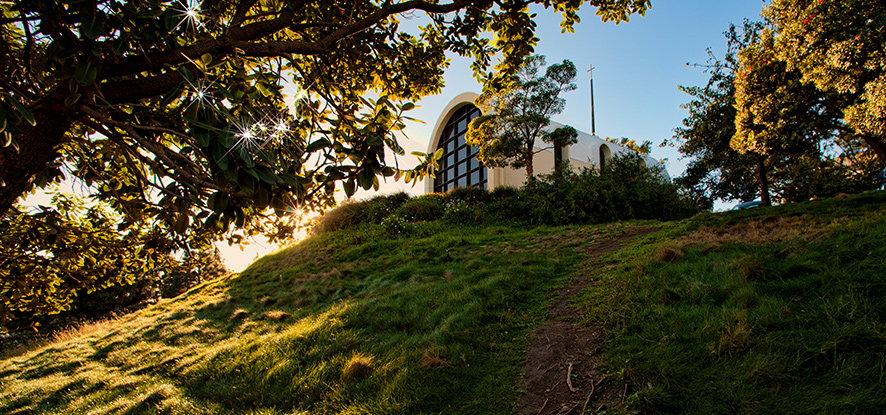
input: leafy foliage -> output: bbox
[672,20,878,209]
[467,55,579,179]
[765,0,886,159]
[0,0,649,321]
[312,154,697,233]
[0,195,165,325]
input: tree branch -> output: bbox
[101,0,480,81]
[79,106,249,198]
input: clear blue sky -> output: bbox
[380,0,769,197]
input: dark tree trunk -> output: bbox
[0,109,73,216]
[756,154,772,207]
[861,134,886,162]
[524,150,534,183]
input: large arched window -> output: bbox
[433,104,486,193]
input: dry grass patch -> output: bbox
[419,345,449,368]
[342,353,375,380]
[734,254,767,282]
[654,245,684,263]
[682,214,824,247]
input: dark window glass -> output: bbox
[433,104,486,192]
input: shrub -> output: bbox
[312,192,411,234]
[442,201,482,225]
[362,192,410,224]
[484,187,529,225]
[442,186,491,205]
[397,195,444,222]
[381,214,412,236]
[311,199,368,234]
[519,153,699,225]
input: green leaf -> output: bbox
[254,188,270,209]
[209,192,229,212]
[75,62,97,85]
[343,178,356,198]
[220,127,237,148]
[177,66,194,82]
[401,102,415,111]
[306,139,330,153]
[195,132,210,147]
[159,83,184,107]
[0,103,6,132]
[64,94,81,106]
[434,148,444,160]
[9,96,35,126]
[255,167,277,185]
[277,173,298,187]
[174,214,189,234]
[80,14,105,40]
[238,147,255,168]
[111,39,128,56]
[211,143,229,170]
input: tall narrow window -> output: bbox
[599,144,611,171]
[433,105,486,193]
[554,145,564,169]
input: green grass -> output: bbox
[2,192,885,414]
[577,192,886,414]
[0,220,641,414]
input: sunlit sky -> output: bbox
[26,1,771,272]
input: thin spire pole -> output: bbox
[588,65,596,136]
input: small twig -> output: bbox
[566,363,577,392]
[536,398,549,415]
[581,380,596,414]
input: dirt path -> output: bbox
[519,226,658,415]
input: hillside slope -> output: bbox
[2,192,885,414]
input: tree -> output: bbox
[605,137,652,155]
[671,20,861,210]
[466,55,579,181]
[670,21,764,210]
[765,0,886,160]
[732,28,841,206]
[0,0,650,323]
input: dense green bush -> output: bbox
[397,194,445,222]
[312,192,410,234]
[310,154,698,233]
[522,154,698,225]
[442,201,483,225]
[442,186,491,206]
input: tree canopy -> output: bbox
[0,0,650,323]
[466,54,578,180]
[765,0,886,159]
[671,20,872,209]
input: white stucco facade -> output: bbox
[424,93,668,194]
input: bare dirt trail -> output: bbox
[519,226,658,415]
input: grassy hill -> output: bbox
[2,192,885,414]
